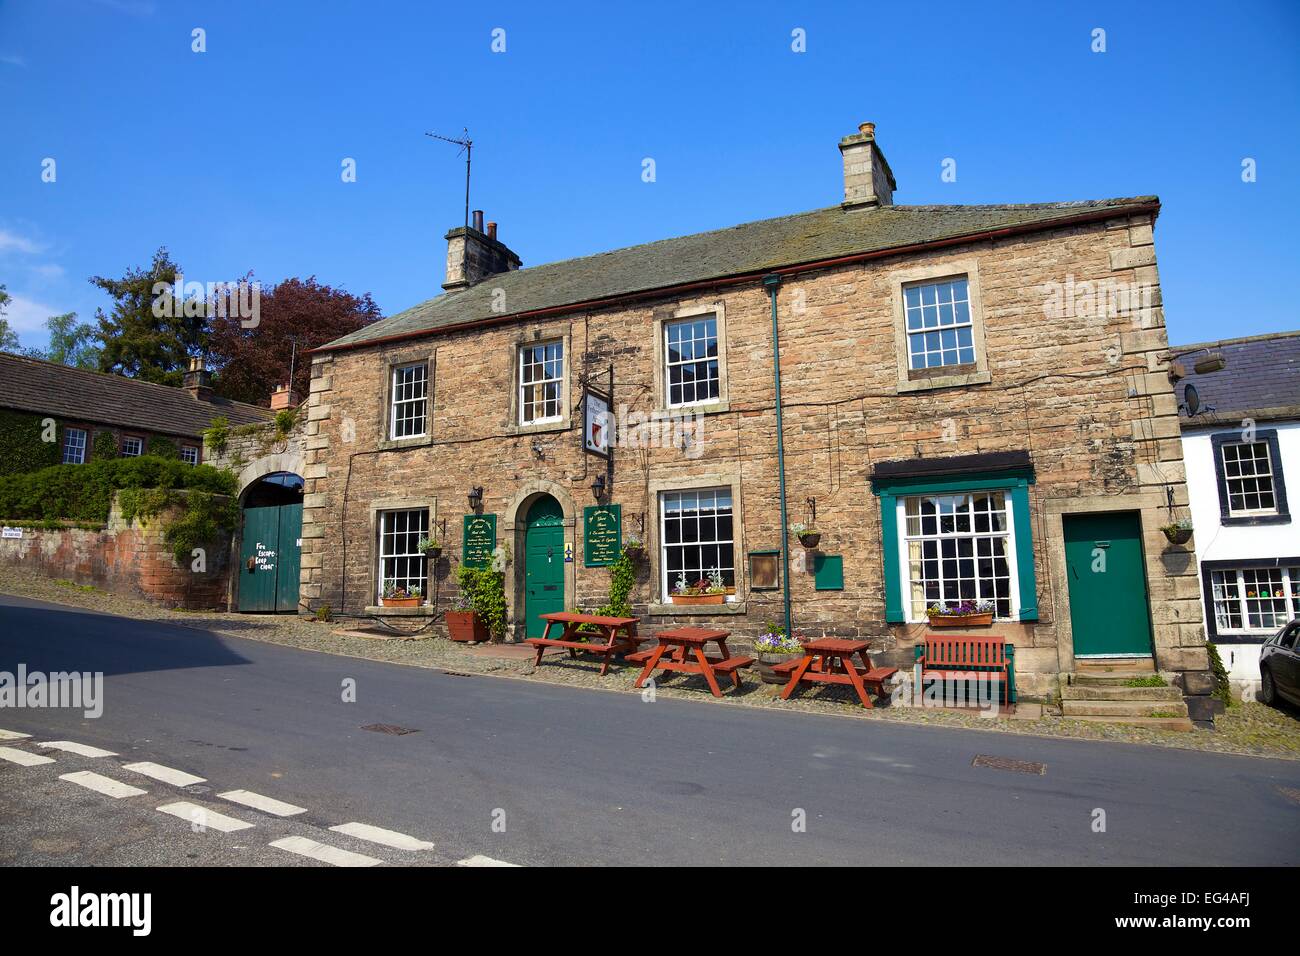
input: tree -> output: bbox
[207,276,382,405]
[91,248,207,386]
[40,312,102,368]
[0,284,19,353]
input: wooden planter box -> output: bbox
[927,612,993,628]
[446,610,489,643]
[669,593,725,605]
[381,596,422,608]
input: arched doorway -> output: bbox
[523,495,565,637]
[237,471,304,613]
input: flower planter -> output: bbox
[669,593,725,605]
[798,533,821,549]
[927,612,993,628]
[1162,527,1193,546]
[755,652,798,684]
[381,596,422,609]
[423,547,443,561]
[623,545,646,562]
[445,610,489,643]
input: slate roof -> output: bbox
[1172,331,1300,424]
[322,197,1158,351]
[0,352,273,438]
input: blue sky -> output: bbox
[1,0,1297,351]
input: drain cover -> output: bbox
[972,754,1045,775]
[362,723,420,736]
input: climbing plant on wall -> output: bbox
[0,410,60,476]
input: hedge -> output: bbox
[0,409,61,477]
[0,455,237,524]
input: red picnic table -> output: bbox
[775,638,899,709]
[629,627,755,697]
[524,612,640,676]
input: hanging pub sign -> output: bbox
[462,513,497,569]
[583,389,611,458]
[583,504,622,567]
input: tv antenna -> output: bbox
[425,128,473,230]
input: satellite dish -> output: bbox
[1184,383,1201,416]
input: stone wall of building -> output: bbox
[0,493,233,609]
[299,212,1207,694]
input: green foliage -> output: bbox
[273,407,298,436]
[204,416,230,456]
[117,486,238,564]
[40,312,102,369]
[1124,674,1168,688]
[315,605,332,623]
[0,409,61,476]
[0,455,236,525]
[455,563,507,639]
[597,551,635,619]
[91,430,118,461]
[146,435,180,459]
[1205,641,1234,707]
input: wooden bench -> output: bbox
[525,612,640,676]
[633,628,754,696]
[915,634,1014,706]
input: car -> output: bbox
[1258,619,1300,708]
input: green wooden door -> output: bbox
[238,506,281,612]
[1063,512,1154,657]
[524,496,565,638]
[275,503,302,613]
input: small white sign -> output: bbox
[1,527,22,540]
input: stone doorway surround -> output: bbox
[227,450,306,612]
[1042,489,1194,676]
[504,479,576,642]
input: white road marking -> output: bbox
[122,761,205,787]
[456,854,521,867]
[156,801,254,832]
[269,836,382,867]
[0,729,32,740]
[328,822,434,851]
[0,745,55,767]
[39,740,116,758]
[217,789,308,817]
[60,770,147,798]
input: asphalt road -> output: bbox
[2,592,1298,867]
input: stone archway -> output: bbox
[504,479,577,641]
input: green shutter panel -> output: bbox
[1011,482,1038,621]
[879,493,905,622]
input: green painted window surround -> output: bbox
[870,467,1039,624]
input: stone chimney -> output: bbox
[270,384,299,410]
[182,356,213,402]
[838,121,896,209]
[443,209,522,291]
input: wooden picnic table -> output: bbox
[630,627,754,697]
[524,611,640,676]
[776,638,898,709]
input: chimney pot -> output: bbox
[472,209,484,232]
[859,121,875,136]
[487,221,497,240]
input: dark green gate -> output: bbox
[238,503,302,613]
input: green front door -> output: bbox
[1063,512,1154,657]
[524,496,565,638]
[238,504,301,613]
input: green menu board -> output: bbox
[583,504,622,567]
[462,514,497,569]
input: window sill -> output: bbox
[648,601,747,616]
[655,400,729,417]
[1220,513,1291,526]
[896,370,991,394]
[363,605,435,616]
[504,417,572,437]
[378,434,433,451]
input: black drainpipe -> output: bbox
[762,273,793,642]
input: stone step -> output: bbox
[1075,656,1155,674]
[1062,714,1195,732]
[1072,671,1177,687]
[1061,683,1183,701]
[1061,698,1189,718]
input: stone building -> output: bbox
[301,123,1210,704]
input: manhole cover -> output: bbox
[972,754,1045,775]
[362,723,420,736]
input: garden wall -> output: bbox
[0,493,233,609]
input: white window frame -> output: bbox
[659,487,737,602]
[896,490,1020,623]
[518,340,564,425]
[121,436,143,457]
[902,276,976,371]
[181,444,199,465]
[389,362,429,440]
[663,313,722,409]
[62,427,87,464]
[376,508,430,604]
[1209,566,1300,635]
[1220,441,1278,517]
